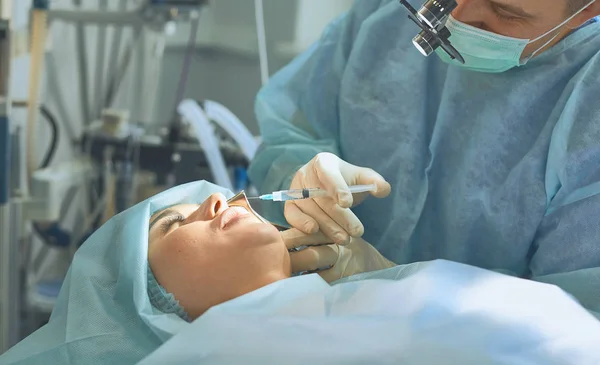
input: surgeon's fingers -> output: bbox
[355,167,391,198]
[314,197,364,238]
[318,267,343,283]
[294,197,351,245]
[281,228,331,250]
[284,201,319,235]
[289,244,339,273]
[312,153,353,209]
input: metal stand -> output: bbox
[0,113,15,355]
[0,204,11,354]
[48,1,206,127]
[0,0,14,352]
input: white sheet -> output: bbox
[140,260,600,365]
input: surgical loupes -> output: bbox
[398,0,465,64]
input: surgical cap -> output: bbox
[147,266,190,322]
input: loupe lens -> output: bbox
[417,0,457,29]
[412,31,440,56]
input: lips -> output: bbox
[219,206,251,229]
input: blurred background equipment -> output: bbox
[0,0,14,353]
[0,0,354,354]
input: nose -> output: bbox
[187,193,229,222]
[452,0,486,29]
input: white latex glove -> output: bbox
[282,228,396,283]
[286,153,391,245]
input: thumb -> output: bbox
[351,166,391,199]
[371,178,391,198]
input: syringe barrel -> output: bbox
[272,188,329,201]
[270,185,376,201]
[305,189,329,198]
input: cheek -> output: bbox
[226,224,289,268]
[151,229,209,266]
[149,227,219,292]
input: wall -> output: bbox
[155,0,353,135]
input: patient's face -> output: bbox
[148,193,291,319]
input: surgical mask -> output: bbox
[437,1,595,73]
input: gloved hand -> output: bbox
[282,228,396,283]
[285,153,391,245]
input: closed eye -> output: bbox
[159,213,186,234]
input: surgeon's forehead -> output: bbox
[490,0,569,16]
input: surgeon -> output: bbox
[248,0,600,315]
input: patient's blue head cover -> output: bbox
[0,181,233,365]
[147,266,190,322]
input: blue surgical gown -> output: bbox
[248,0,600,315]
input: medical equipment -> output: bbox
[254,0,269,86]
[249,184,377,202]
[81,125,247,187]
[398,0,465,63]
[177,99,256,191]
[46,1,208,129]
[26,0,49,179]
[0,0,15,353]
[227,191,271,224]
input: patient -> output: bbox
[3,182,598,365]
[147,192,292,320]
[147,188,399,321]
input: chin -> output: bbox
[256,222,282,241]
[236,220,282,246]
[248,219,279,233]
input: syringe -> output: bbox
[248,184,376,202]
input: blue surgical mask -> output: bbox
[437,2,594,73]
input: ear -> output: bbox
[567,1,600,29]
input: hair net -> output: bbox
[0,181,233,365]
[147,266,190,322]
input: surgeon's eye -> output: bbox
[495,12,521,22]
[160,213,186,234]
[490,5,524,22]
